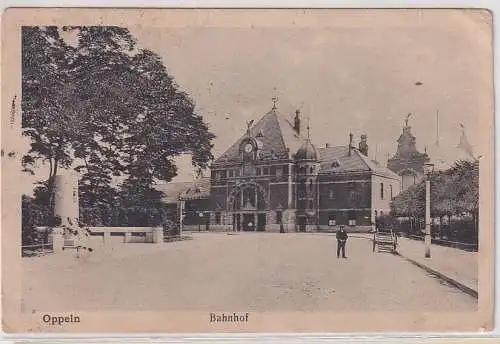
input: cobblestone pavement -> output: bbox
[22,233,477,312]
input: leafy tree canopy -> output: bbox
[22,26,215,213]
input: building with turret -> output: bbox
[159,101,400,232]
[387,116,430,190]
[387,113,476,191]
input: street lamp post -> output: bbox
[198,212,204,232]
[423,162,434,258]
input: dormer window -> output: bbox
[256,129,264,138]
[331,159,340,168]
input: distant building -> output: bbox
[425,126,476,171]
[387,115,476,191]
[387,118,430,190]
[160,101,400,232]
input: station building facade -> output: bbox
[196,103,401,232]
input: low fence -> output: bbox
[21,243,53,257]
[403,233,478,252]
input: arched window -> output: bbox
[310,166,314,174]
[309,179,313,191]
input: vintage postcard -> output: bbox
[1,8,494,333]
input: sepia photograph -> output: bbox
[1,8,494,333]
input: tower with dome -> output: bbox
[387,113,477,191]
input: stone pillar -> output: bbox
[124,232,132,243]
[103,232,111,244]
[53,171,79,227]
[284,210,295,233]
[153,228,164,243]
[51,227,64,253]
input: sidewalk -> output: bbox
[396,236,478,297]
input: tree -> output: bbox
[390,159,479,240]
[22,26,216,218]
[22,27,78,211]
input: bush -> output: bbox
[163,218,179,237]
[80,206,164,227]
[22,195,50,246]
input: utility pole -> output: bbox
[435,110,440,147]
[178,199,185,237]
[423,163,434,258]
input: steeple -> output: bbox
[435,110,440,147]
[294,109,301,135]
[458,123,475,158]
[306,118,310,140]
[395,113,421,158]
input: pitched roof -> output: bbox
[155,177,211,203]
[155,181,192,203]
[426,143,475,171]
[318,146,399,179]
[356,150,401,179]
[214,107,304,164]
[179,177,211,200]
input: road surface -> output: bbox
[22,232,477,312]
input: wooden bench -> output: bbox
[373,229,398,253]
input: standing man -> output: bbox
[336,225,348,258]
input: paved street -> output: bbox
[22,233,477,312]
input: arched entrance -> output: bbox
[228,181,268,231]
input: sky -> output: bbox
[129,9,491,182]
[14,9,493,193]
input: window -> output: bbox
[270,166,276,175]
[215,212,221,225]
[283,165,289,175]
[235,169,240,177]
[308,200,314,209]
[221,170,227,180]
[328,213,336,226]
[329,189,335,199]
[348,210,356,226]
[300,166,306,174]
[310,166,314,174]
[276,211,283,224]
[256,168,261,176]
[263,167,269,175]
[309,179,314,191]
[298,179,306,200]
[228,170,233,178]
[380,182,384,200]
[389,184,393,199]
[331,159,340,168]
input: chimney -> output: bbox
[358,134,368,156]
[294,109,301,134]
[348,133,353,156]
[325,143,330,148]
